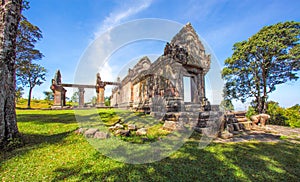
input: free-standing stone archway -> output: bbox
[50,70,119,108]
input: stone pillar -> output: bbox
[198,72,206,99]
[96,87,105,107]
[78,87,85,108]
[51,85,66,108]
[191,76,198,103]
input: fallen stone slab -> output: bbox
[94,131,110,139]
[127,124,137,131]
[75,128,87,134]
[84,128,99,138]
[136,128,147,135]
[115,129,130,136]
[115,123,124,129]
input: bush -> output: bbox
[285,105,300,127]
[267,101,289,126]
[246,106,257,118]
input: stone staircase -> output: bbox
[223,111,252,133]
[160,103,223,135]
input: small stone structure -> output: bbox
[50,70,119,108]
[250,114,270,127]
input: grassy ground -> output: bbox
[16,99,53,109]
[1,109,300,181]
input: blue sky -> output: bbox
[23,0,300,110]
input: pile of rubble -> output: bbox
[75,122,149,140]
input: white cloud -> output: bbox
[94,0,153,37]
[91,0,153,96]
[98,62,114,82]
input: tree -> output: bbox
[220,99,234,111]
[222,21,300,114]
[90,96,97,105]
[105,96,111,106]
[71,91,79,103]
[16,1,43,68]
[17,63,46,108]
[15,86,24,101]
[43,91,53,101]
[15,1,46,108]
[0,0,22,147]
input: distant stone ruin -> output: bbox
[50,70,119,108]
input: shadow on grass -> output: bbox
[0,130,76,166]
[17,113,77,124]
[51,141,300,181]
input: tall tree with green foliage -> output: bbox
[222,21,300,113]
[17,63,46,108]
[16,1,46,108]
[220,99,234,111]
[0,0,22,147]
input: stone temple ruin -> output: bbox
[51,23,272,137]
[111,23,211,111]
[51,23,223,132]
[110,23,222,131]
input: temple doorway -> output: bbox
[183,76,192,102]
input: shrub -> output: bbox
[285,106,300,128]
[267,101,289,126]
[246,106,257,118]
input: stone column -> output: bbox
[191,76,198,103]
[198,72,206,99]
[96,87,105,107]
[51,85,66,108]
[78,87,85,108]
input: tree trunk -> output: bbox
[262,65,268,114]
[27,87,32,108]
[0,0,22,146]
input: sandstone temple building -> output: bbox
[110,23,212,114]
[50,23,220,131]
[50,23,214,114]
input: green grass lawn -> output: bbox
[1,109,300,181]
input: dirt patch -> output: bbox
[214,125,300,143]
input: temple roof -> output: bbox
[171,22,205,52]
[170,22,210,72]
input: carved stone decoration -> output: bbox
[54,69,62,85]
[170,22,210,73]
[250,114,270,127]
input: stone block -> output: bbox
[127,124,137,131]
[115,129,130,136]
[84,128,99,138]
[136,128,147,135]
[115,123,124,129]
[163,121,181,131]
[94,131,110,139]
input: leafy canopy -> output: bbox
[15,1,47,107]
[222,21,300,113]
